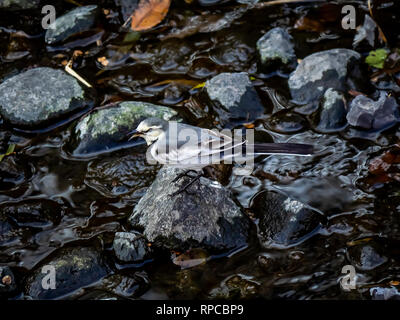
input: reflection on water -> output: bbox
[1,0,400,299]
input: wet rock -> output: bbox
[97,273,150,299]
[0,67,92,128]
[288,49,361,104]
[370,286,400,300]
[209,274,259,299]
[346,92,399,130]
[348,244,388,271]
[204,72,264,127]
[129,167,250,251]
[0,199,62,229]
[45,5,99,44]
[0,266,17,294]
[25,246,109,299]
[113,231,151,262]
[251,190,322,248]
[69,101,178,156]
[0,0,40,10]
[353,15,378,50]
[256,27,296,69]
[85,154,159,199]
[267,111,306,133]
[316,88,347,132]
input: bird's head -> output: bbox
[129,117,168,145]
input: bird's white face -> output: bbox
[134,121,164,145]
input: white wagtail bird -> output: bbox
[129,117,313,195]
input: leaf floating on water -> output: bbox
[366,49,388,69]
[0,144,16,162]
[130,0,171,31]
[173,248,209,269]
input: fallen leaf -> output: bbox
[173,248,209,269]
[130,0,171,31]
[366,49,388,69]
[0,144,16,162]
[294,16,324,32]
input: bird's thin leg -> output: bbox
[171,170,199,183]
[170,170,203,197]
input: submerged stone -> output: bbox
[45,5,99,44]
[25,247,109,299]
[204,72,265,126]
[0,67,92,128]
[129,167,250,251]
[251,190,322,248]
[288,49,361,104]
[69,101,178,156]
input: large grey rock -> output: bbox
[256,27,296,67]
[69,101,178,156]
[129,167,250,251]
[45,5,98,44]
[251,190,322,248]
[353,14,378,49]
[25,247,109,299]
[0,67,91,128]
[113,231,151,262]
[0,0,40,10]
[346,92,399,130]
[204,72,264,126]
[317,88,347,132]
[288,49,361,104]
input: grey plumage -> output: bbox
[131,118,313,169]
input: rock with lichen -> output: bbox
[129,167,250,251]
[25,247,109,299]
[256,27,296,70]
[0,67,92,128]
[67,101,179,157]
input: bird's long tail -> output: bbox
[245,143,314,156]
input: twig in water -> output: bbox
[65,60,92,88]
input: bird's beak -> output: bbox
[128,129,141,141]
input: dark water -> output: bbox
[1,0,400,299]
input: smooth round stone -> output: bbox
[45,5,98,44]
[0,67,92,128]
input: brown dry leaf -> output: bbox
[130,0,171,31]
[243,123,255,129]
[294,16,324,32]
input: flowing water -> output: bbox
[1,0,400,299]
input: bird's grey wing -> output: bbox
[156,124,240,165]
